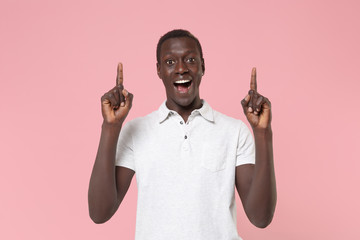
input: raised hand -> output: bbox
[101,63,134,125]
[241,67,271,130]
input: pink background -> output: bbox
[1,0,359,239]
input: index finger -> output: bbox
[116,62,124,86]
[250,67,257,91]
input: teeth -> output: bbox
[175,79,191,84]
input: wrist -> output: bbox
[102,121,123,131]
[253,127,272,138]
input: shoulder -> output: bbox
[121,109,159,131]
[119,109,160,144]
[212,109,248,130]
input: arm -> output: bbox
[88,63,134,224]
[235,68,277,228]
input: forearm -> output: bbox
[88,122,122,223]
[245,127,277,228]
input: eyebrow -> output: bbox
[163,50,196,55]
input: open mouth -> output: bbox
[174,79,192,93]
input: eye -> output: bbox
[165,59,175,65]
[186,57,195,63]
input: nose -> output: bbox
[175,60,189,74]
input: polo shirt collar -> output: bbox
[158,100,214,123]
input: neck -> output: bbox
[166,98,202,122]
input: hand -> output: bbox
[101,63,134,125]
[241,67,271,130]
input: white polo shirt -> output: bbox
[116,100,255,240]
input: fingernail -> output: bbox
[248,107,253,112]
[121,102,125,107]
[123,89,128,96]
[256,108,260,112]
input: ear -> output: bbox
[156,62,161,78]
[201,58,205,75]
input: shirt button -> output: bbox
[184,135,187,139]
[180,121,183,124]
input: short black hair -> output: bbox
[156,29,204,64]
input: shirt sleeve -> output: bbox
[236,121,255,166]
[115,121,136,171]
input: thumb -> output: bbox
[241,94,251,114]
[122,89,134,110]
[262,97,271,110]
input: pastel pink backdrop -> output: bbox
[1,0,359,239]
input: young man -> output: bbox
[88,29,276,239]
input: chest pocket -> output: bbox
[200,144,227,172]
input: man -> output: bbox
[88,29,276,239]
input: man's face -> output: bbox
[157,37,205,110]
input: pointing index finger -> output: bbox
[250,67,257,91]
[116,62,124,86]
